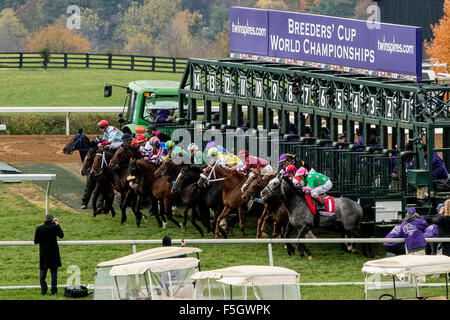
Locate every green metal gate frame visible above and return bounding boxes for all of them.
[178,58,450,211]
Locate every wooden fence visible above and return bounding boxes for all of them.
[0,52,188,73]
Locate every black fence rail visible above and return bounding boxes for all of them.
[0,52,188,73]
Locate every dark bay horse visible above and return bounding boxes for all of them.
[198,161,249,238]
[88,146,117,218]
[63,129,91,162]
[156,160,211,237]
[261,176,363,259]
[172,165,227,238]
[128,154,183,230]
[91,145,142,226]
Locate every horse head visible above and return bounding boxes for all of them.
[154,159,171,178]
[63,129,90,155]
[241,167,261,194]
[109,143,131,170]
[80,145,98,176]
[90,146,111,177]
[261,176,282,201]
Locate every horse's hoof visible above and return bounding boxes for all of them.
[261,232,268,238]
[180,223,185,232]
[308,256,313,261]
[111,212,116,218]
[163,222,167,229]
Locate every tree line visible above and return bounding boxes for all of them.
[0,0,378,58]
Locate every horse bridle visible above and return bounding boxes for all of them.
[199,161,225,184]
[93,151,108,175]
[66,133,89,153]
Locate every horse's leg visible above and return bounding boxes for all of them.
[283,223,296,256]
[215,206,232,239]
[256,206,268,238]
[190,207,205,237]
[91,185,100,218]
[237,206,247,238]
[183,206,189,231]
[296,225,313,260]
[163,197,182,230]
[260,213,272,238]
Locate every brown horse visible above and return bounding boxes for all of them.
[241,168,287,238]
[128,152,184,231]
[90,145,141,226]
[198,162,248,238]
[156,159,211,236]
[88,146,117,218]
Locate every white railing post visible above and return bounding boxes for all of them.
[268,243,274,266]
[66,112,70,135]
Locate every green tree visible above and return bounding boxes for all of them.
[15,0,45,32]
[114,0,181,55]
[206,3,229,40]
[254,0,289,10]
[79,8,106,52]
[309,0,358,18]
[0,8,27,51]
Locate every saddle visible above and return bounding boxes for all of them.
[305,193,335,217]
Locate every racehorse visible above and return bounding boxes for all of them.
[127,151,183,230]
[198,161,249,238]
[63,129,91,162]
[156,160,211,237]
[242,169,299,256]
[261,175,363,259]
[88,146,117,218]
[172,165,228,238]
[90,145,142,226]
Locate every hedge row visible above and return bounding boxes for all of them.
[0,113,121,135]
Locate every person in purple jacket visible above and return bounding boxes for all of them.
[423,145,449,181]
[383,224,406,257]
[399,207,428,254]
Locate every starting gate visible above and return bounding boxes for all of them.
[177,58,450,229]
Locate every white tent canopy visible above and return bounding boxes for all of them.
[110,257,199,276]
[191,265,299,286]
[97,247,202,267]
[362,255,450,277]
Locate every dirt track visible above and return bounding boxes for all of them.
[0,135,80,164]
[0,134,444,164]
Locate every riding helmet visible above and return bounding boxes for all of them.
[97,120,109,128]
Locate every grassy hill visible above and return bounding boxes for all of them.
[0,68,181,107]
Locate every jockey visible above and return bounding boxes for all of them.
[292,166,308,187]
[286,164,297,180]
[133,134,148,156]
[237,150,273,175]
[279,153,296,175]
[146,125,170,143]
[187,143,205,165]
[145,136,167,163]
[163,140,189,162]
[97,120,123,149]
[207,147,244,170]
[297,170,332,211]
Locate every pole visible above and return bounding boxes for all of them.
[45,181,52,216]
[66,112,70,135]
[268,243,274,266]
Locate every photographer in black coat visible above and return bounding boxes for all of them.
[34,214,64,295]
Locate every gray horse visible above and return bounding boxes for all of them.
[261,175,363,259]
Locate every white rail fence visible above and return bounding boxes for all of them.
[1,238,450,290]
[0,174,56,215]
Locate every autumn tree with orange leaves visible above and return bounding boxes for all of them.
[25,23,90,53]
[425,0,450,73]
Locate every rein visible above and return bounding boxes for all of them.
[66,133,90,152]
[200,161,225,184]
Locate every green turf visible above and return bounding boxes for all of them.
[1,179,448,300]
[0,68,181,107]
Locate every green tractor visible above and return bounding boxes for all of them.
[104,80,189,138]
